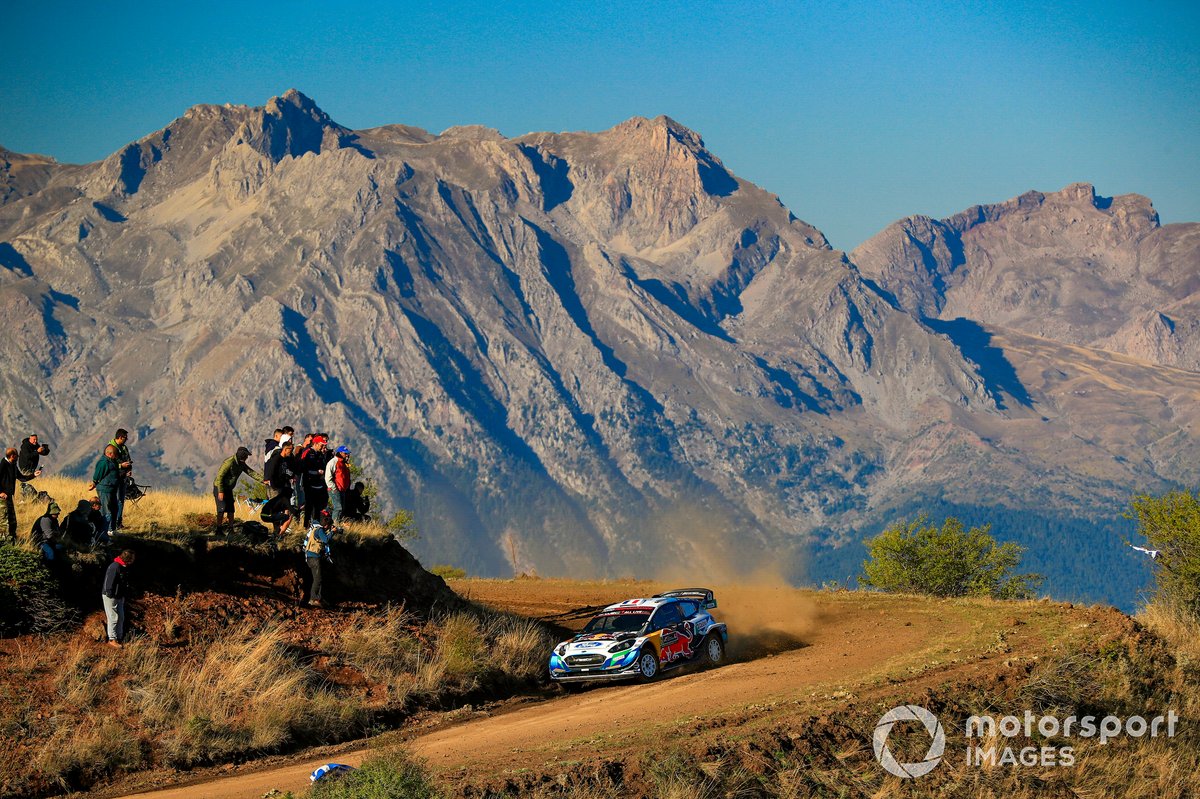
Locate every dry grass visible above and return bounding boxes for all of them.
[123,622,365,765]
[334,607,554,703]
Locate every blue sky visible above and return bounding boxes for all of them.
[2,0,1196,249]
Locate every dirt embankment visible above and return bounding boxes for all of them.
[110,579,1129,799]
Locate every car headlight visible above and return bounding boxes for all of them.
[608,640,634,653]
[555,644,568,656]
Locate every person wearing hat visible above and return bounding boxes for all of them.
[325,445,353,521]
[33,500,63,563]
[213,446,265,536]
[300,435,331,526]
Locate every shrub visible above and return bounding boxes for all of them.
[308,748,441,799]
[860,515,1042,599]
[0,544,75,634]
[1128,491,1200,619]
[385,510,419,542]
[430,565,466,580]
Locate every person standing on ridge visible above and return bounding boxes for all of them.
[110,429,133,531]
[301,436,330,525]
[326,445,352,520]
[213,446,264,536]
[18,434,48,480]
[102,549,135,647]
[0,448,34,542]
[292,432,313,514]
[87,445,122,534]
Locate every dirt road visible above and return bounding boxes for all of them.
[116,582,1082,799]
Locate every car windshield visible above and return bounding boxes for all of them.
[582,610,650,634]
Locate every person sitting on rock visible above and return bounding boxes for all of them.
[344,481,371,521]
[33,501,63,564]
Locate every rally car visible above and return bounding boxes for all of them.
[548,588,728,683]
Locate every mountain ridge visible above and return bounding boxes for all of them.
[0,91,1196,606]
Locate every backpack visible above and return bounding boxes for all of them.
[241,520,270,543]
[304,526,325,555]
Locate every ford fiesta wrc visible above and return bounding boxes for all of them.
[548,588,728,683]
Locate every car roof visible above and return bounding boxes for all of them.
[599,596,678,613]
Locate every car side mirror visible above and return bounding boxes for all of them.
[704,600,717,609]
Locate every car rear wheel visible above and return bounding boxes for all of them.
[701,634,725,667]
[636,646,660,682]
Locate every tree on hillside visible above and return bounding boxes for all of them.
[1127,490,1200,618]
[860,516,1042,599]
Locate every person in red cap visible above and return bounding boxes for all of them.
[300,435,330,526]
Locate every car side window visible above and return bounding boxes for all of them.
[678,600,699,618]
[652,603,683,630]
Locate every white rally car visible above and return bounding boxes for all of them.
[548,588,728,683]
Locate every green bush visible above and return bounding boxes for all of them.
[0,544,75,634]
[430,565,466,580]
[1128,490,1200,618]
[308,748,441,799]
[860,516,1042,599]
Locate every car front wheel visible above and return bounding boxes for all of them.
[636,646,660,682]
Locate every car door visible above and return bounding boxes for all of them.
[652,602,694,665]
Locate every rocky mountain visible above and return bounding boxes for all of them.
[1,91,1197,603]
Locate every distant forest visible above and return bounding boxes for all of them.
[807,497,1154,612]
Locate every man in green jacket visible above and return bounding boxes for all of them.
[110,428,133,531]
[213,446,264,535]
[87,445,122,533]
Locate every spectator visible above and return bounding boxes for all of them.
[33,501,63,563]
[292,433,314,514]
[213,446,264,535]
[102,549,135,647]
[87,445,122,534]
[17,434,48,479]
[0,448,34,542]
[301,436,330,525]
[110,429,133,531]
[264,427,283,462]
[263,441,296,539]
[344,481,371,521]
[303,509,336,607]
[326,445,352,520]
[63,499,108,548]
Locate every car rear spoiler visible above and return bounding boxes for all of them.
[654,588,718,609]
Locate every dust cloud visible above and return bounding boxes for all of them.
[641,504,821,662]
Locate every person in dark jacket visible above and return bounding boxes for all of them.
[110,429,133,531]
[88,445,122,534]
[17,434,48,479]
[0,448,35,542]
[301,436,331,526]
[344,481,371,521]
[102,549,135,647]
[33,501,63,562]
[262,441,295,538]
[63,499,105,548]
[213,446,264,535]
